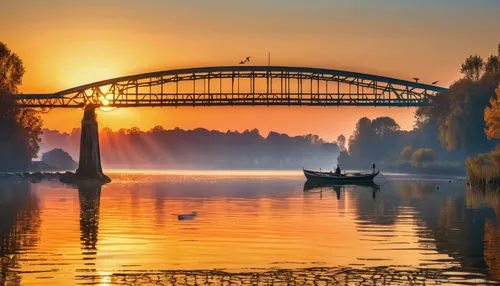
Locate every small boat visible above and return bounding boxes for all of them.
[303,168,379,183]
[178,212,197,220]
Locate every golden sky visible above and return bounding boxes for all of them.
[2,0,500,141]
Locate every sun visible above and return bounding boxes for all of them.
[100,106,116,112]
[99,88,117,112]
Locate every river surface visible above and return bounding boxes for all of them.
[0,170,499,285]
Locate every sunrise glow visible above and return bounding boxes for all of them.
[3,0,498,140]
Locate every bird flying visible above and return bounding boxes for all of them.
[413,78,420,83]
[246,56,251,62]
[239,61,245,64]
[432,80,439,85]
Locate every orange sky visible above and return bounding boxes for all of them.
[2,0,500,141]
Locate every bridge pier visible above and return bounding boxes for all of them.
[75,106,111,183]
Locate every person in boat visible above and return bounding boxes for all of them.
[335,164,341,175]
[372,162,376,174]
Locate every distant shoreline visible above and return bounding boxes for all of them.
[101,168,466,180]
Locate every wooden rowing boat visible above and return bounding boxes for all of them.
[303,168,379,183]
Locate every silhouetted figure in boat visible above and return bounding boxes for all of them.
[335,164,341,175]
[372,162,376,174]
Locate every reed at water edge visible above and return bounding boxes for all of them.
[466,146,500,189]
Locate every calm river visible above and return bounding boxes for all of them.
[0,171,499,285]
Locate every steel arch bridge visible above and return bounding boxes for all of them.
[14,66,447,108]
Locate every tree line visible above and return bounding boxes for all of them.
[339,43,500,172]
[41,127,340,170]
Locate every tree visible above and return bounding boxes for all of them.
[484,84,500,139]
[401,146,413,162]
[410,148,436,167]
[0,42,43,171]
[101,127,113,134]
[461,55,484,81]
[0,43,24,93]
[337,150,351,168]
[348,117,375,160]
[150,125,165,133]
[127,126,141,134]
[485,55,500,73]
[336,134,346,151]
[371,117,400,136]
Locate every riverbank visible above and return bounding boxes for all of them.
[337,162,465,177]
[0,171,110,185]
[466,149,500,188]
[0,172,61,183]
[384,162,465,176]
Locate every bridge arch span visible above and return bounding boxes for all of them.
[15,66,448,108]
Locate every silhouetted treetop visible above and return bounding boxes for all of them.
[0,42,25,93]
[0,41,43,172]
[461,55,484,81]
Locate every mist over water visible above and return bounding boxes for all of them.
[0,171,499,285]
[39,128,341,171]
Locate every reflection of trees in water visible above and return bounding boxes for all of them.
[353,184,401,226]
[352,180,500,281]
[468,189,500,281]
[485,220,500,281]
[0,181,41,284]
[467,188,500,218]
[78,183,102,254]
[432,195,488,271]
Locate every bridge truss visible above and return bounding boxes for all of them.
[14,66,447,108]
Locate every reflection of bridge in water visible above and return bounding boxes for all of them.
[13,66,449,181]
[78,184,101,255]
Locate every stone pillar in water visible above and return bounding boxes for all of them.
[75,106,111,183]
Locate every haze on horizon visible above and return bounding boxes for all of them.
[2,0,500,141]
